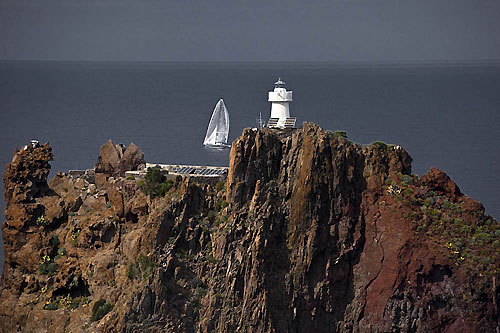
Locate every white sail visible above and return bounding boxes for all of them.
[204,99,230,146]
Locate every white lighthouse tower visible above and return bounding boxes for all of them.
[268,78,296,128]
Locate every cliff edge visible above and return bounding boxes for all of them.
[0,123,498,332]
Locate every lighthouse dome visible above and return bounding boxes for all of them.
[274,78,286,88]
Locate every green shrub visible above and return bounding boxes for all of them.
[38,254,57,275]
[207,210,217,223]
[71,230,80,247]
[50,234,60,247]
[36,215,50,226]
[159,179,174,197]
[191,277,203,288]
[195,286,206,298]
[372,141,388,149]
[215,181,225,193]
[216,199,229,212]
[403,188,414,196]
[333,131,347,139]
[476,232,490,241]
[105,202,112,209]
[91,299,113,321]
[138,167,167,198]
[441,200,451,210]
[401,174,414,185]
[59,294,79,310]
[39,261,58,276]
[126,175,135,180]
[57,247,66,256]
[426,190,437,198]
[44,300,59,310]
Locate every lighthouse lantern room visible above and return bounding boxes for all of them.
[268,78,296,128]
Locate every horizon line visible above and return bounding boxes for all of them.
[2,59,500,64]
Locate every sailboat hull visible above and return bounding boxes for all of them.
[204,143,231,149]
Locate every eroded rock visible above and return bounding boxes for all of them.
[1,126,498,333]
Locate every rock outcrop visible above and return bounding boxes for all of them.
[0,123,498,332]
[94,140,145,178]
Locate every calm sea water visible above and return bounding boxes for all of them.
[1,61,499,266]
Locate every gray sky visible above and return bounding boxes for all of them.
[0,0,499,62]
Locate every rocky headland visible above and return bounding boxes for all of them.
[0,123,498,332]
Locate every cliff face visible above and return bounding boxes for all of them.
[1,123,498,332]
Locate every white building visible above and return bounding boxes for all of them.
[268,78,296,128]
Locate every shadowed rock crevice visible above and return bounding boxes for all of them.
[52,276,90,299]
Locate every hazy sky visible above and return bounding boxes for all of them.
[1,0,499,62]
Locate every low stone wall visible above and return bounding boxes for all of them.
[124,170,144,180]
[166,173,226,186]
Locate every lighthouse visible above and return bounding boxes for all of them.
[268,78,296,128]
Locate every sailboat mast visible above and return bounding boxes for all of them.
[256,112,265,128]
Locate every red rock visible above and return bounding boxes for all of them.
[422,167,461,201]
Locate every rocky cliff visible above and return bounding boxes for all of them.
[0,123,498,332]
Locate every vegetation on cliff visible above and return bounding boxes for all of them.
[0,123,498,332]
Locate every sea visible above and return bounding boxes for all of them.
[1,61,500,269]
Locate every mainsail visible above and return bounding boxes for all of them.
[204,99,230,146]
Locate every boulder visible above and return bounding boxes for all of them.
[119,142,145,176]
[94,140,145,177]
[94,139,125,176]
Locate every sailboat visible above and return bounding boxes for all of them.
[203,99,230,148]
